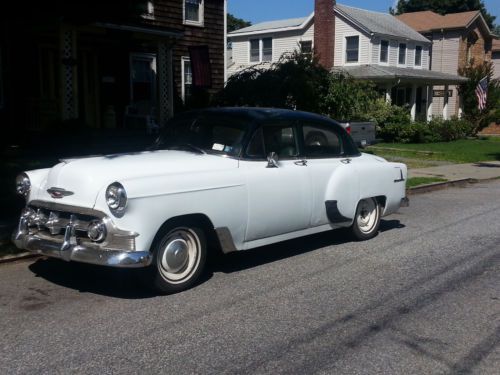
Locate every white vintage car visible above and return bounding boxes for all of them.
[13,108,408,293]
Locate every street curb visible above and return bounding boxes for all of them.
[406,177,499,195]
[0,252,40,264]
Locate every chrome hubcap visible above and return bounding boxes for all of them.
[158,228,201,284]
[356,199,378,234]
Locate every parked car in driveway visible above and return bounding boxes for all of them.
[13,108,408,293]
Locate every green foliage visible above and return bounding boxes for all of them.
[391,0,496,29]
[378,117,474,143]
[227,13,251,32]
[458,61,500,134]
[214,52,330,113]
[320,71,378,120]
[364,99,411,127]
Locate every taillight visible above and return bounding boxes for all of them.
[346,125,351,135]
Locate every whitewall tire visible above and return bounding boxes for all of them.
[351,198,381,241]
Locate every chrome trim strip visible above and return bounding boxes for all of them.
[215,227,238,254]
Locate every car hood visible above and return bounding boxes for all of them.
[32,150,238,208]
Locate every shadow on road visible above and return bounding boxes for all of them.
[28,219,405,298]
[210,219,405,274]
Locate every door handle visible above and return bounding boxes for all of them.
[341,158,352,164]
[294,160,308,166]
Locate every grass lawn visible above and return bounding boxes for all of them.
[368,138,500,164]
[407,177,448,188]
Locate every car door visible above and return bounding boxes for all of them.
[240,121,312,242]
[299,120,360,227]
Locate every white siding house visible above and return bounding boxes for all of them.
[228,3,467,121]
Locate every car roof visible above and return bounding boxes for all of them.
[192,107,339,124]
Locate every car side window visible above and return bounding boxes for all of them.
[263,124,299,159]
[246,123,299,160]
[302,123,344,158]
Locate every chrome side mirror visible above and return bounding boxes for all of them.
[267,152,279,168]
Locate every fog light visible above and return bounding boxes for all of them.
[88,220,107,242]
[21,208,37,227]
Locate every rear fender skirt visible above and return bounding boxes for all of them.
[325,200,352,224]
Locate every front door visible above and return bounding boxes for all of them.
[241,122,311,242]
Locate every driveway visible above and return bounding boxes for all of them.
[1,181,499,374]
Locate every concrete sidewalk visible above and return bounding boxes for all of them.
[409,161,500,181]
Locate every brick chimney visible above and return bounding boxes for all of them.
[314,0,335,70]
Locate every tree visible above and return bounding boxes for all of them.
[493,24,500,36]
[458,61,500,134]
[227,13,251,32]
[390,0,496,29]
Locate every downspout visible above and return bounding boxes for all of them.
[223,0,228,85]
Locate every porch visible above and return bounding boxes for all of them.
[0,20,181,135]
[339,65,468,121]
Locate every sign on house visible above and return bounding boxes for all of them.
[433,90,453,98]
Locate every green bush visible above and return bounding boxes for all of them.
[378,117,474,143]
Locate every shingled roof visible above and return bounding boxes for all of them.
[396,10,483,33]
[229,3,429,43]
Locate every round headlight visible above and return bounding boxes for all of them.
[16,173,31,197]
[106,182,127,216]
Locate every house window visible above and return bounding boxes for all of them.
[345,36,359,63]
[380,40,389,63]
[250,39,260,62]
[398,43,407,65]
[130,53,157,104]
[300,40,313,56]
[184,0,204,25]
[415,45,422,66]
[182,57,193,102]
[262,38,273,62]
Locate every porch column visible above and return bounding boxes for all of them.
[157,41,174,127]
[385,84,392,104]
[443,84,449,120]
[458,90,464,118]
[426,85,433,122]
[59,24,78,120]
[410,84,417,121]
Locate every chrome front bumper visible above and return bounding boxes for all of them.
[12,202,152,268]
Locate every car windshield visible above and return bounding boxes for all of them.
[153,113,251,157]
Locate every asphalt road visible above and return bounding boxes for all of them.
[1,181,499,375]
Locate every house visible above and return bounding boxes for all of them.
[227,0,467,121]
[0,0,226,134]
[397,9,495,118]
[492,38,500,79]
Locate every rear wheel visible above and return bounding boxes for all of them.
[351,198,381,241]
[149,226,207,294]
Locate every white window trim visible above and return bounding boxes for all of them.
[141,1,155,20]
[414,45,423,69]
[379,39,389,65]
[183,0,205,27]
[248,37,273,63]
[181,56,191,102]
[398,42,407,66]
[299,39,313,55]
[343,34,361,65]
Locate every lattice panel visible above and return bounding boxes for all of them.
[157,42,172,127]
[61,28,77,120]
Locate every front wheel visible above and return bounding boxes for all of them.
[350,198,381,241]
[149,226,207,294]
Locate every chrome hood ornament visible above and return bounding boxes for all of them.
[47,187,74,199]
